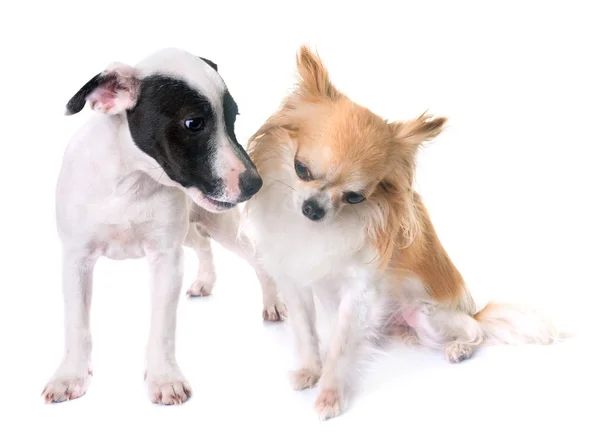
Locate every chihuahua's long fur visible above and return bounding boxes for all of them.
[242,46,565,420]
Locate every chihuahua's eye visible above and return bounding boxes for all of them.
[294,159,312,181]
[184,117,206,132]
[342,191,365,204]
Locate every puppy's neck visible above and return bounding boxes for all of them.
[111,115,179,190]
[66,113,171,196]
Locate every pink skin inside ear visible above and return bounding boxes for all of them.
[88,72,136,114]
[90,87,118,112]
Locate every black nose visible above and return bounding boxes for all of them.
[302,199,325,221]
[238,170,263,200]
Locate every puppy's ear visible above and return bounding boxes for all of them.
[389,112,447,149]
[65,63,140,116]
[199,57,218,72]
[295,45,339,100]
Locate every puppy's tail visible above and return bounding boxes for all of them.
[474,302,573,346]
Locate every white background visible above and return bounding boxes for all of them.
[1,1,599,434]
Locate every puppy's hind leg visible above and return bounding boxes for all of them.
[42,248,96,403]
[184,223,216,297]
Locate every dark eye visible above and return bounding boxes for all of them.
[342,191,365,204]
[294,159,312,181]
[184,117,206,132]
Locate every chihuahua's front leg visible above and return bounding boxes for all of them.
[42,248,96,403]
[144,246,192,405]
[314,275,380,420]
[285,283,322,390]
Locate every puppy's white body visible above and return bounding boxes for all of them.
[57,116,187,259]
[49,112,192,402]
[44,48,285,405]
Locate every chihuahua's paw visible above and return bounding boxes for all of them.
[186,277,214,297]
[42,366,92,403]
[315,388,343,421]
[445,343,475,364]
[290,367,320,390]
[146,367,192,405]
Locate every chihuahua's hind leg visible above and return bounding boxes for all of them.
[405,302,484,363]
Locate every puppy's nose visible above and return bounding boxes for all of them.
[302,199,325,221]
[238,170,263,200]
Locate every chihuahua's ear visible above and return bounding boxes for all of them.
[247,110,299,147]
[295,45,340,100]
[65,62,140,116]
[390,113,447,149]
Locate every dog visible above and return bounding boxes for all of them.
[42,48,286,405]
[240,46,566,420]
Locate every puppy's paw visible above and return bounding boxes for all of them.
[186,278,214,297]
[260,281,287,322]
[445,343,474,364]
[42,367,92,403]
[263,299,287,322]
[315,388,343,421]
[290,367,320,390]
[146,368,192,405]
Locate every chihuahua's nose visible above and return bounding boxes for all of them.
[302,199,325,221]
[238,170,263,200]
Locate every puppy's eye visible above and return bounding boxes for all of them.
[342,191,365,204]
[184,117,206,132]
[294,159,312,181]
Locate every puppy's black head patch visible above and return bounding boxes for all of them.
[127,75,227,197]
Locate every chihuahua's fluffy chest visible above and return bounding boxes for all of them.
[245,170,378,293]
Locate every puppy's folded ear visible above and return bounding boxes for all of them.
[199,57,218,72]
[65,62,140,116]
[390,113,447,149]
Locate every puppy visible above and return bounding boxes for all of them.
[241,46,565,420]
[42,48,285,405]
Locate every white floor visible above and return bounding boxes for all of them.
[3,240,597,435]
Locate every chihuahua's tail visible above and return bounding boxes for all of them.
[474,302,572,345]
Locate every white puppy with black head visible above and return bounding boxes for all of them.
[42,48,286,405]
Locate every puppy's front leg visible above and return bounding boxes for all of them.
[145,247,192,405]
[42,249,96,403]
[194,206,287,321]
[314,281,379,420]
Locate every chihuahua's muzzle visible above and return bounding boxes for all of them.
[302,198,325,221]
